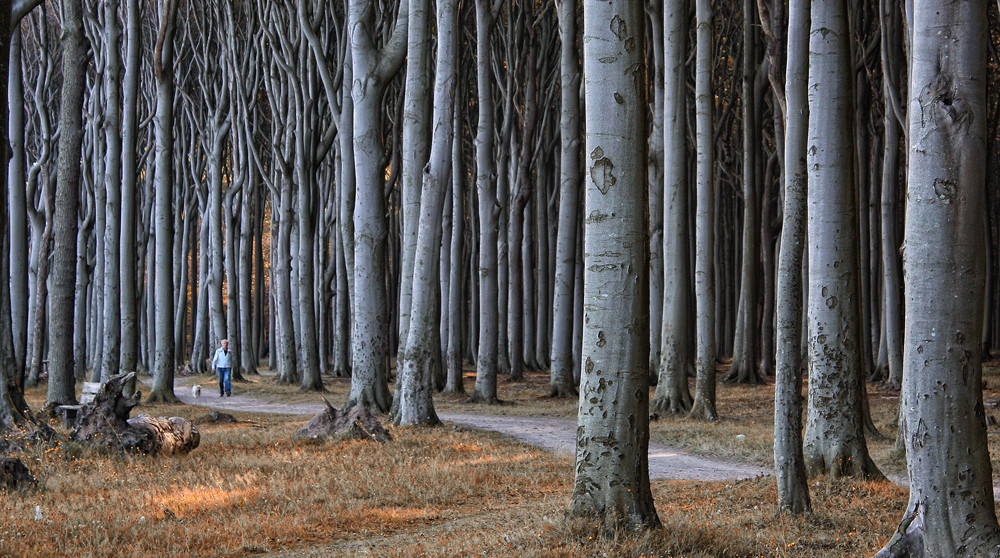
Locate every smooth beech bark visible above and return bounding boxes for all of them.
[394,0,458,426]
[469,0,500,405]
[878,1,998,555]
[689,0,717,421]
[801,0,880,480]
[346,0,408,412]
[652,0,693,415]
[46,0,87,409]
[569,0,658,531]
[100,0,123,382]
[724,0,762,386]
[773,0,810,514]
[548,0,581,399]
[147,0,179,404]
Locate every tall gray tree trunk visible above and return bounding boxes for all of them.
[647,0,665,383]
[346,0,407,412]
[207,120,227,351]
[470,0,500,405]
[570,0,659,530]
[548,0,581,399]
[878,2,998,555]
[773,0,810,514]
[444,107,465,394]
[72,202,92,383]
[0,0,35,429]
[274,179,298,384]
[689,0,717,421]
[507,25,537,383]
[801,0,880,480]
[8,27,27,385]
[100,0,123,381]
[223,188,243,382]
[190,212,210,373]
[725,0,762,386]
[295,131,321,391]
[146,0,179,404]
[119,0,141,375]
[46,0,88,409]
[333,46,355,379]
[877,0,905,390]
[26,167,52,387]
[239,174,257,376]
[397,0,432,356]
[652,0,694,415]
[394,0,458,426]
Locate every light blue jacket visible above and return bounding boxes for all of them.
[211,347,234,370]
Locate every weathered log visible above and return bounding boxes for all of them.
[72,372,199,456]
[127,415,200,455]
[295,399,391,443]
[0,457,36,489]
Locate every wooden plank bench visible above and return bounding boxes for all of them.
[55,382,102,429]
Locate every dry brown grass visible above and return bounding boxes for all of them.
[278,475,905,557]
[12,362,978,557]
[5,387,570,558]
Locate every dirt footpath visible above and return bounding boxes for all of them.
[172,385,768,482]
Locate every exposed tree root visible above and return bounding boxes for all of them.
[688,398,717,421]
[547,382,578,398]
[144,390,179,404]
[722,363,764,385]
[876,511,926,558]
[650,392,692,415]
[464,391,501,405]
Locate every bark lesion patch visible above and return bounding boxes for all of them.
[610,15,627,40]
[590,147,616,195]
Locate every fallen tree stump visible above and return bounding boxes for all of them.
[295,400,390,443]
[72,372,200,456]
[127,415,200,455]
[0,457,35,489]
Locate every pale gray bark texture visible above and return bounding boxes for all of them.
[647,0,664,384]
[569,0,659,531]
[470,0,500,405]
[0,0,36,429]
[347,0,407,412]
[8,28,27,384]
[548,0,580,399]
[397,0,432,356]
[101,0,123,382]
[801,0,880,480]
[147,0,179,404]
[724,0,762,386]
[46,0,87,409]
[118,0,140,375]
[878,1,999,556]
[877,0,905,390]
[773,0,810,514]
[394,0,458,426]
[652,0,693,415]
[444,106,465,394]
[689,0,717,421]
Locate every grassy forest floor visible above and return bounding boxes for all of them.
[6,361,1000,557]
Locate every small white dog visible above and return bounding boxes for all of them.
[192,384,202,398]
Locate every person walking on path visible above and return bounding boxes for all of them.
[211,339,234,397]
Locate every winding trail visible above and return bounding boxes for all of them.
[173,385,768,482]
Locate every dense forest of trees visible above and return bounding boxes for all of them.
[0,0,998,552]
